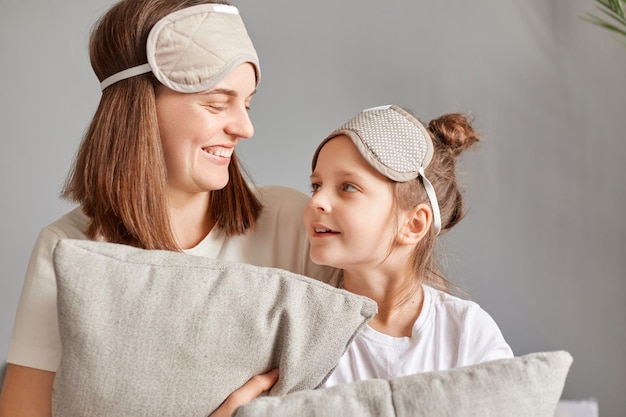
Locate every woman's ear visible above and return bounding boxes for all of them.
[397,203,432,245]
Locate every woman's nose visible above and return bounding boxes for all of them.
[225,105,254,139]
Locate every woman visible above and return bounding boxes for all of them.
[0,1,335,415]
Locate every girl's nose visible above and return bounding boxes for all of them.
[309,188,331,212]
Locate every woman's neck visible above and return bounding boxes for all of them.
[342,267,423,338]
[168,191,214,250]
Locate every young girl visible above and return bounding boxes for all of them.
[303,104,513,386]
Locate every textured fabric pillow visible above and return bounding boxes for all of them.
[52,239,376,417]
[233,350,573,417]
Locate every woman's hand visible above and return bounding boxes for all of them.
[209,368,279,417]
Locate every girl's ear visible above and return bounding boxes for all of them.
[397,203,432,245]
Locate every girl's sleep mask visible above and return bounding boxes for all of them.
[100,4,260,93]
[312,105,442,235]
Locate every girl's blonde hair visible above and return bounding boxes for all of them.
[394,112,481,295]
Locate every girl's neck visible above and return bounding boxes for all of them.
[168,191,214,250]
[342,268,423,338]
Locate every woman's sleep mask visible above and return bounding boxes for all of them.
[100,4,260,93]
[312,105,442,235]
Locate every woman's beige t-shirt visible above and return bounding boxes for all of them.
[7,185,336,372]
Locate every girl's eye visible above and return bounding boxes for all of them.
[309,183,321,193]
[342,183,358,192]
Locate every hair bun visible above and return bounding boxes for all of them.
[428,113,480,157]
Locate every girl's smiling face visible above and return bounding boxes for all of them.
[303,135,400,272]
[155,63,256,200]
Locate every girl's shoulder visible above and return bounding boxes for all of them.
[422,285,491,324]
[424,285,479,309]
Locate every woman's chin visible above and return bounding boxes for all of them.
[204,175,230,192]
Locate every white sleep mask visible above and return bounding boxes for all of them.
[100,4,260,93]
[312,105,442,235]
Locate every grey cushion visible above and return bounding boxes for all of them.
[233,350,573,417]
[52,239,376,417]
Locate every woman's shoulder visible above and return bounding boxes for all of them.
[30,207,90,256]
[254,185,310,216]
[255,185,308,203]
[42,207,90,240]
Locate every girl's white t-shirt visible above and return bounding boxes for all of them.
[323,284,514,386]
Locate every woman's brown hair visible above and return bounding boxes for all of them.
[62,0,262,251]
[394,112,481,296]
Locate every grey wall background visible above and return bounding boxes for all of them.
[1,0,624,415]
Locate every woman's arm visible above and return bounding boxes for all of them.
[0,363,277,417]
[0,363,55,417]
[209,369,279,417]
[2,215,87,417]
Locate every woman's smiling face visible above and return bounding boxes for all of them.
[155,63,256,198]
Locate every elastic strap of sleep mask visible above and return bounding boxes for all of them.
[418,166,441,236]
[100,64,152,90]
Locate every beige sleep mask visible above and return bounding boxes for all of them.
[100,4,260,93]
[312,105,442,235]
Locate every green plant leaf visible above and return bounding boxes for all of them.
[582,0,626,42]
